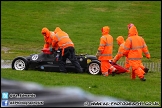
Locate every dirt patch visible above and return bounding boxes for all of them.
[92,7,107,12]
[1,59,12,68]
[1,47,10,53]
[1,46,15,53]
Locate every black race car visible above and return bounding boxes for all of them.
[11,49,101,75]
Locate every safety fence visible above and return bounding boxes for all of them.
[117,61,161,72]
[1,60,161,72]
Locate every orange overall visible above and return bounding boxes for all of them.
[52,27,74,56]
[96,26,116,76]
[41,27,82,73]
[122,25,150,80]
[113,36,146,73]
[41,27,54,50]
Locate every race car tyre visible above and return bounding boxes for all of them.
[88,61,101,75]
[12,57,29,70]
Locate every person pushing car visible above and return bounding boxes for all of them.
[41,27,83,73]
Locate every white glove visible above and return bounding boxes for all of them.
[96,51,101,59]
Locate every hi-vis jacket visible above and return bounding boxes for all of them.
[123,25,150,60]
[52,27,74,56]
[41,27,74,53]
[113,36,125,62]
[41,27,54,49]
[98,26,113,60]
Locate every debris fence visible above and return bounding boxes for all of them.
[117,61,161,72]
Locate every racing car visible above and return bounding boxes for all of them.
[11,48,127,75]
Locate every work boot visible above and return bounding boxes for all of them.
[103,72,108,76]
[112,70,117,76]
[140,77,146,81]
[144,68,149,74]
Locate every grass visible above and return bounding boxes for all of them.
[1,69,161,106]
[1,1,161,61]
[1,1,161,106]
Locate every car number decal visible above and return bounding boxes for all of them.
[32,54,38,60]
[80,58,83,61]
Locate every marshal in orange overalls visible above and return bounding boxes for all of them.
[122,24,150,81]
[96,26,117,76]
[41,27,83,73]
[113,35,149,74]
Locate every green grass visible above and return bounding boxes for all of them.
[1,1,161,106]
[1,1,161,61]
[1,69,161,106]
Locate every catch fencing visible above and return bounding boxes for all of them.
[117,61,161,72]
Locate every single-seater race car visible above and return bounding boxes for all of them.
[11,48,128,75]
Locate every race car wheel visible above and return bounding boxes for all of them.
[88,61,101,75]
[12,57,29,70]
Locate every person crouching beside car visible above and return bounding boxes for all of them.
[41,27,83,73]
